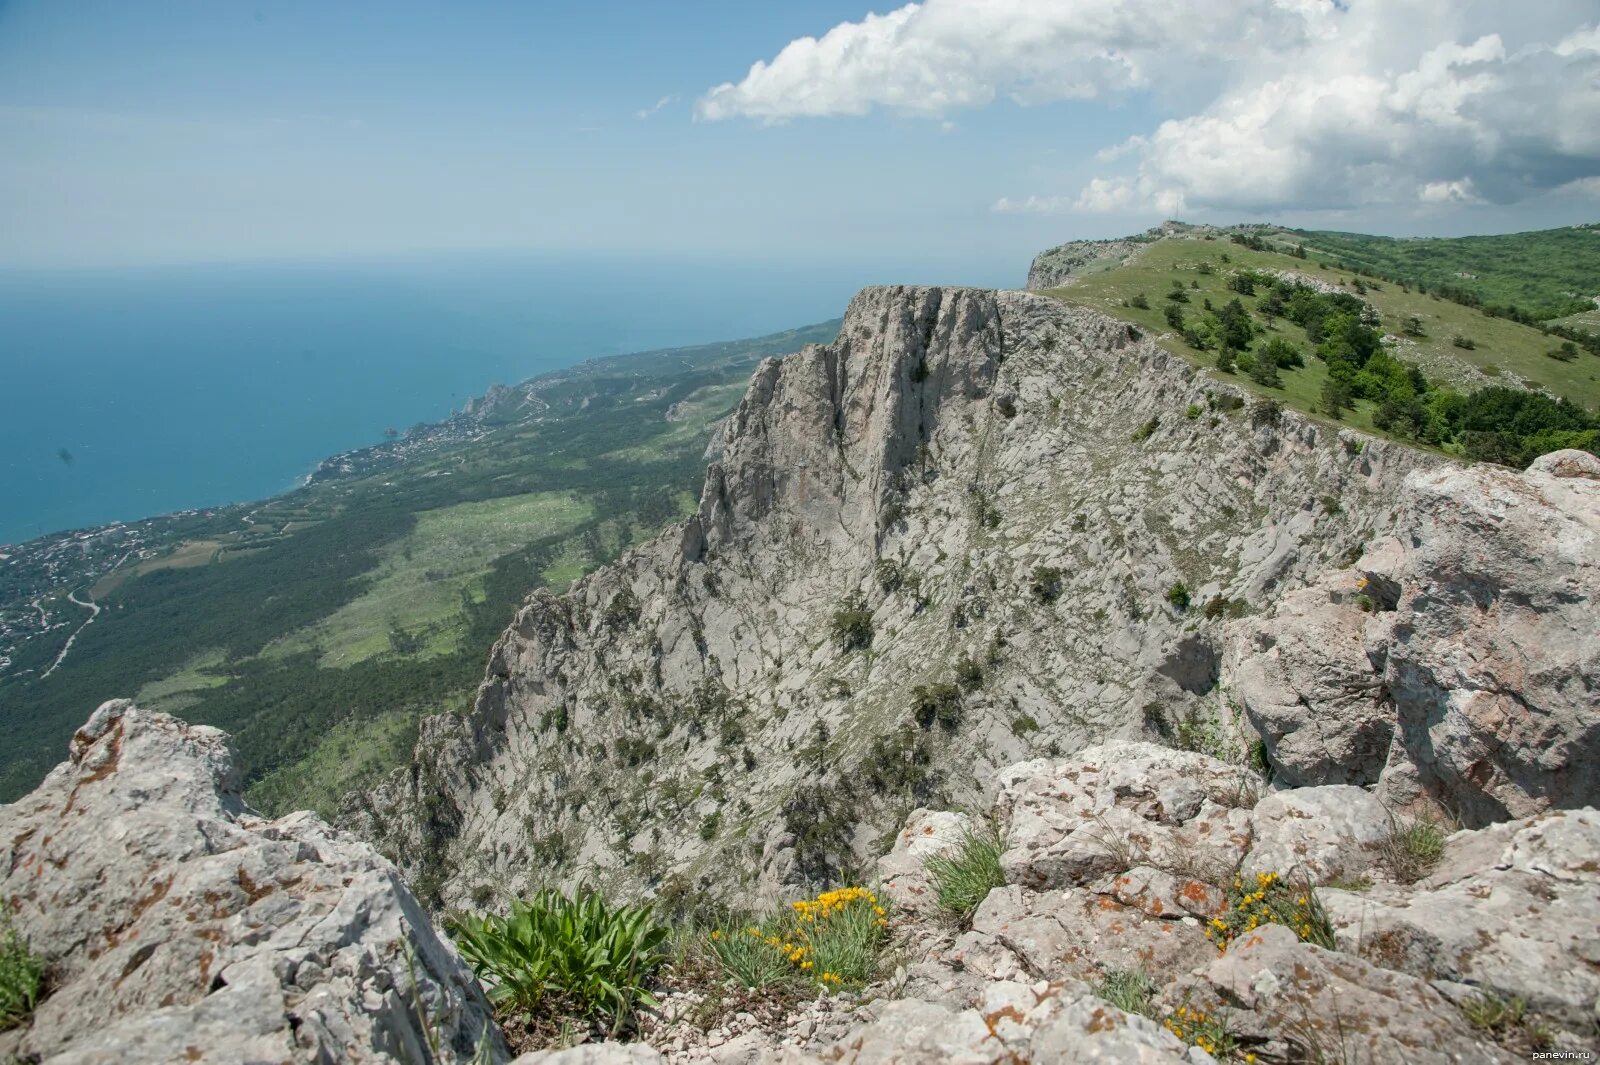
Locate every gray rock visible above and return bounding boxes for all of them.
[874,809,975,917]
[1227,454,1600,827]
[1242,786,1391,883]
[1196,924,1507,1064]
[1320,807,1600,1029]
[513,1046,665,1065]
[358,283,1424,906]
[0,701,503,1065]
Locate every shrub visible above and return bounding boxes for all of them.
[1095,968,1156,1017]
[1130,292,1151,310]
[954,656,985,691]
[830,597,874,652]
[1010,713,1039,737]
[1166,582,1191,611]
[449,889,668,1037]
[1030,566,1064,604]
[1164,304,1186,330]
[923,827,1006,922]
[1161,1001,1239,1060]
[712,887,890,993]
[1451,335,1476,350]
[0,913,42,1031]
[699,811,722,841]
[1380,818,1447,884]
[911,683,963,731]
[1205,871,1336,952]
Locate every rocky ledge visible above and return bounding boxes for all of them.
[0,700,503,1064]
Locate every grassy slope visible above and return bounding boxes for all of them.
[1043,236,1600,442]
[0,320,839,813]
[1282,223,1600,319]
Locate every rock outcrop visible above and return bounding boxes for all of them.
[1225,447,1600,826]
[0,701,503,1065]
[358,284,1427,908]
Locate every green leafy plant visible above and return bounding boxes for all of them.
[448,888,668,1037]
[0,912,42,1031]
[923,826,1006,922]
[1166,581,1191,611]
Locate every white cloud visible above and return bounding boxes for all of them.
[635,95,678,121]
[701,1,1600,213]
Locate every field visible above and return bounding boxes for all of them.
[1044,234,1600,443]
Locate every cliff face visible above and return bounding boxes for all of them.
[0,701,503,1064]
[358,285,1429,908]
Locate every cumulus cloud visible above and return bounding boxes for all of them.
[700,0,1600,213]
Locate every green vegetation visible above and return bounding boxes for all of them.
[1206,870,1336,952]
[1459,991,1553,1051]
[1095,968,1157,1017]
[708,886,890,993]
[0,911,43,1030]
[1287,224,1600,321]
[1044,231,1600,464]
[0,321,838,810]
[923,827,1006,922]
[1380,818,1448,884]
[830,596,875,652]
[448,889,668,1039]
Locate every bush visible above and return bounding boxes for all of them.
[954,656,985,691]
[911,683,963,731]
[712,887,889,993]
[923,827,1006,922]
[1166,582,1191,611]
[830,597,874,652]
[1030,565,1064,604]
[0,914,42,1031]
[449,889,668,1037]
[1131,417,1160,442]
[1205,871,1336,952]
[1130,293,1151,310]
[1451,335,1476,350]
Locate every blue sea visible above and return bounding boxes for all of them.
[0,251,1015,544]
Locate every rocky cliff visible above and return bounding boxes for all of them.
[356,285,1429,909]
[0,700,504,1064]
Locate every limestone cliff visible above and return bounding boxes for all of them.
[357,285,1429,908]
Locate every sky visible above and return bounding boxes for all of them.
[1,0,1597,272]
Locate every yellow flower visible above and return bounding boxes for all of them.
[710,929,721,941]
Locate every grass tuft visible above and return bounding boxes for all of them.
[1095,968,1157,1017]
[923,827,1006,922]
[1380,818,1448,884]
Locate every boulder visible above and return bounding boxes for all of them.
[874,809,976,916]
[996,744,1255,892]
[1319,807,1600,1029]
[1242,785,1391,883]
[1196,924,1506,1064]
[1227,454,1600,827]
[0,701,503,1065]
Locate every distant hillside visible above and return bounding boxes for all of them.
[1037,226,1599,464]
[0,319,839,810]
[1283,224,1600,321]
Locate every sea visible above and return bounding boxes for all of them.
[0,251,1015,544]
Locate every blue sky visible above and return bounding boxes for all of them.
[2,1,1596,271]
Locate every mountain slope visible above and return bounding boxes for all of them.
[359,285,1428,909]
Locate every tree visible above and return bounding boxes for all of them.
[1164,304,1186,330]
[1217,299,1254,351]
[1319,378,1353,419]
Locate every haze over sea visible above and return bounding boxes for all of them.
[0,252,1012,544]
